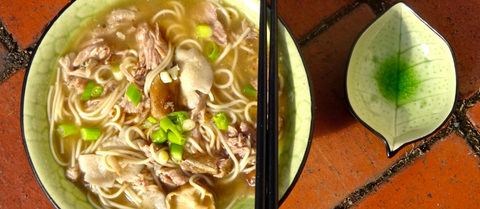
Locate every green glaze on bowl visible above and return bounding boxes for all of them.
[346,2,457,157]
[21,0,314,208]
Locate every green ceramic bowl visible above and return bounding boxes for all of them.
[21,0,314,208]
[346,2,457,157]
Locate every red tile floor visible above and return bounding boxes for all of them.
[1,0,480,208]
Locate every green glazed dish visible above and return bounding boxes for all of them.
[21,0,314,208]
[346,2,457,157]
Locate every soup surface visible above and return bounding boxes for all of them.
[47,0,285,208]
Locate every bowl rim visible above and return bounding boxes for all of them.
[275,12,315,207]
[344,1,458,158]
[20,0,315,207]
[21,1,77,208]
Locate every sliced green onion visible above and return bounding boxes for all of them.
[143,116,158,128]
[57,124,79,138]
[81,82,95,101]
[182,119,196,132]
[213,112,229,130]
[143,120,154,129]
[158,150,169,164]
[196,25,213,38]
[126,83,142,107]
[167,111,189,125]
[167,131,186,145]
[243,84,257,97]
[152,129,168,144]
[147,116,157,123]
[176,124,184,133]
[91,85,104,98]
[205,41,219,61]
[167,65,180,80]
[170,144,184,162]
[81,128,101,141]
[160,117,177,132]
[160,117,186,143]
[112,65,124,81]
[160,71,172,83]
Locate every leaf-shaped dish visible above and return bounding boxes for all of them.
[346,2,457,157]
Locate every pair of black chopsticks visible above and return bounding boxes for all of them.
[255,0,278,208]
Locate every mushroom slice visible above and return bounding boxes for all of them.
[166,184,215,209]
[175,48,213,109]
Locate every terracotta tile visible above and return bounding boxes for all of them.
[467,101,480,132]
[0,43,6,72]
[280,4,426,208]
[278,0,354,39]
[353,134,480,209]
[381,0,480,99]
[0,70,53,209]
[0,0,70,49]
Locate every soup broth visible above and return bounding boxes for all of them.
[48,0,286,208]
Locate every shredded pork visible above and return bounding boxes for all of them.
[197,2,227,45]
[157,168,189,186]
[180,154,232,178]
[136,23,168,70]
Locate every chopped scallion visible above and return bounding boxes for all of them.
[152,129,168,144]
[160,117,176,132]
[182,119,196,132]
[170,144,183,162]
[112,65,124,81]
[167,131,186,145]
[243,84,257,97]
[160,117,186,143]
[176,124,184,133]
[167,111,189,125]
[205,41,219,61]
[213,112,229,130]
[81,127,101,141]
[81,82,95,101]
[126,83,142,107]
[143,120,155,129]
[196,25,213,38]
[158,150,169,164]
[160,71,172,83]
[57,124,79,138]
[91,85,104,98]
[167,65,180,80]
[147,116,157,123]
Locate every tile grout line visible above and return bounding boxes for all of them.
[298,1,360,47]
[0,20,35,83]
[451,91,480,156]
[298,0,388,47]
[333,91,480,208]
[296,1,480,207]
[333,121,455,208]
[4,1,480,208]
